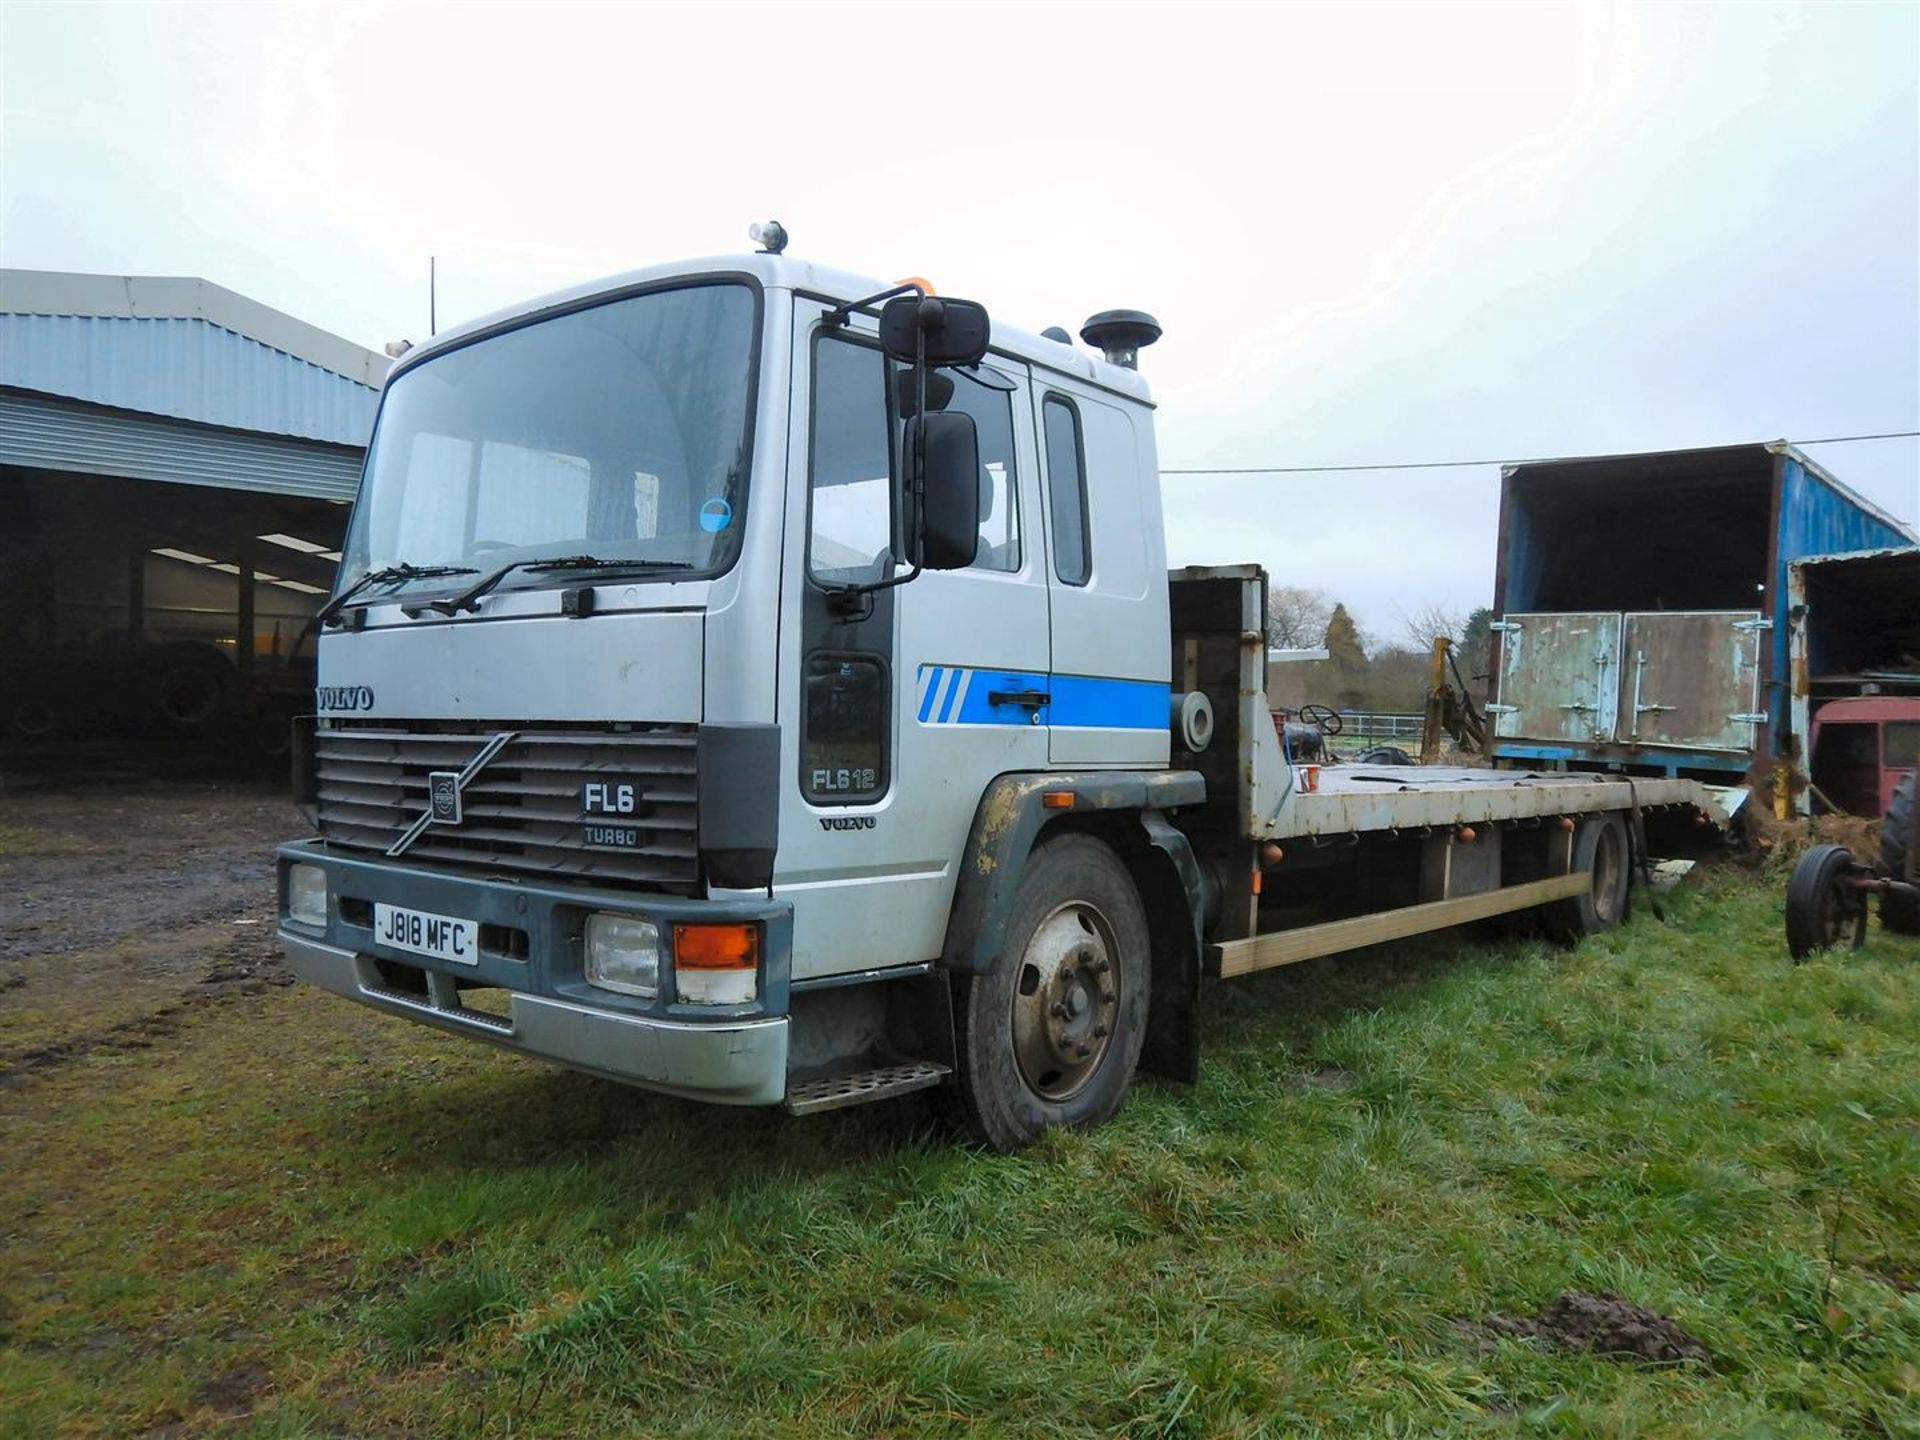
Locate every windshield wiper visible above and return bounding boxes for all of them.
[317,563,478,626]
[423,555,696,616]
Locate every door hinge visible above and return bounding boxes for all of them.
[1728,712,1768,725]
[1731,617,1773,632]
[1489,621,1522,633]
[1484,703,1518,714]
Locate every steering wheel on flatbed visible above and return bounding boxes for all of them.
[1298,703,1344,735]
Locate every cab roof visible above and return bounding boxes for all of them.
[388,253,1154,405]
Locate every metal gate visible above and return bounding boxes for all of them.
[1491,612,1623,743]
[1618,610,1766,751]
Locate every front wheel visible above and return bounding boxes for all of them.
[1785,844,1868,960]
[947,833,1150,1152]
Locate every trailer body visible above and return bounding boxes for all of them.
[1488,445,1916,788]
[276,252,1728,1148]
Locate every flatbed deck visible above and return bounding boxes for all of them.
[1266,764,1736,839]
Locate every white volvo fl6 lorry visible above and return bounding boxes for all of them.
[277,241,1729,1150]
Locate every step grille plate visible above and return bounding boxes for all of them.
[784,1061,951,1116]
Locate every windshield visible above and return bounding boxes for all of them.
[340,280,759,596]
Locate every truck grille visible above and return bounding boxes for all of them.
[314,722,700,891]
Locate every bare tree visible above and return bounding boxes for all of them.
[1268,585,1335,649]
[1397,601,1465,653]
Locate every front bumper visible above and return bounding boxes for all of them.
[275,841,792,1106]
[279,930,788,1104]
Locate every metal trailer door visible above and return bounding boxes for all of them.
[1618,610,1766,751]
[1490,612,1623,743]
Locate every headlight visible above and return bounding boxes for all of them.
[287,863,328,927]
[585,913,661,998]
[673,923,759,1005]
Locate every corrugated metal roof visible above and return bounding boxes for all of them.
[0,268,389,447]
[0,313,379,446]
[0,391,364,501]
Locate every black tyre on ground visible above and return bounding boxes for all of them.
[1785,843,1868,960]
[1542,812,1631,943]
[1355,746,1415,766]
[1880,770,1918,936]
[946,833,1151,1152]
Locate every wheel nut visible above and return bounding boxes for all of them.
[1076,1043,1092,1057]
[1050,1001,1067,1018]
[1101,990,1116,1004]
[1093,958,1110,973]
[1094,1024,1109,1038]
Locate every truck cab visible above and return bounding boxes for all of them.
[277,252,1182,1145]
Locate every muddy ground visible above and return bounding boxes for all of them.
[0,743,311,1081]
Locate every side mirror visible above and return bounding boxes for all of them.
[880,295,990,367]
[902,411,980,571]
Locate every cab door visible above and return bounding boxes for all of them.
[773,301,1050,981]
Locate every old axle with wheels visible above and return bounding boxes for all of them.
[1784,770,1919,960]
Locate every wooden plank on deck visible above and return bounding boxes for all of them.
[1208,872,1592,978]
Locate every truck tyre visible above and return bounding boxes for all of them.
[1785,844,1868,959]
[1542,812,1631,943]
[1880,771,1917,935]
[946,833,1151,1152]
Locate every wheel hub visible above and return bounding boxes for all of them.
[1011,906,1121,1101]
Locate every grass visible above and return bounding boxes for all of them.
[1,868,1916,1437]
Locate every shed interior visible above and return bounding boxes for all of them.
[1800,549,1920,685]
[0,466,347,742]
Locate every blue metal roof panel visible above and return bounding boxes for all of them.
[0,391,364,501]
[0,312,379,446]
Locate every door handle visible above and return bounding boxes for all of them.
[988,689,1051,709]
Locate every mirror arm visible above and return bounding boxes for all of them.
[822,280,927,330]
[805,564,920,617]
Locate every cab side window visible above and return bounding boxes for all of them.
[808,336,892,585]
[1042,395,1091,585]
[941,368,1021,573]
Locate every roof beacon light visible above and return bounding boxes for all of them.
[1080,309,1162,370]
[748,220,789,256]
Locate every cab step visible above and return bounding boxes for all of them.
[783,1061,952,1116]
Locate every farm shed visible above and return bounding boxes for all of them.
[0,269,385,747]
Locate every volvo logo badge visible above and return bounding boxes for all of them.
[428,771,462,825]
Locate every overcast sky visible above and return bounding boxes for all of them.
[4,1,1915,642]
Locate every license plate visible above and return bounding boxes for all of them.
[373,903,478,965]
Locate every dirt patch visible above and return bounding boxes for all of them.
[188,1362,272,1417]
[0,762,310,1084]
[0,925,292,1083]
[1458,1291,1710,1366]
[1287,1064,1356,1091]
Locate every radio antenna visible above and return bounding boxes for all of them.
[429,256,437,336]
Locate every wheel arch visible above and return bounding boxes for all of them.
[939,771,1211,1083]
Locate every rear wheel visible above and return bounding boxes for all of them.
[1543,812,1631,942]
[1878,771,1917,936]
[1786,843,1869,959]
[947,833,1150,1152]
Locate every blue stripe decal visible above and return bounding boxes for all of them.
[917,665,944,724]
[912,666,1169,729]
[937,667,967,724]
